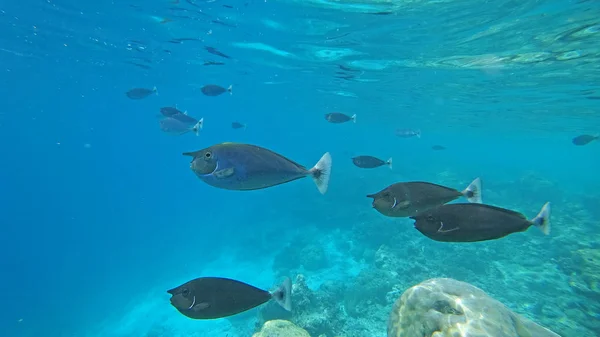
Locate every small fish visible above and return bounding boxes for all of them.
[205,46,231,59]
[201,84,232,96]
[203,61,225,66]
[352,156,392,169]
[572,134,598,146]
[368,178,482,218]
[160,106,185,117]
[325,112,356,124]
[167,277,291,320]
[231,122,246,130]
[212,19,237,28]
[183,142,332,194]
[125,86,157,99]
[396,128,421,138]
[431,145,446,150]
[160,117,203,136]
[410,202,551,242]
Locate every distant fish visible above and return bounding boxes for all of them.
[125,86,157,99]
[396,128,421,138]
[205,46,231,59]
[352,156,392,169]
[203,61,225,66]
[325,112,356,124]
[411,202,551,243]
[160,117,203,136]
[572,134,598,146]
[183,142,332,194]
[160,106,185,117]
[368,178,482,218]
[431,145,446,150]
[201,84,232,96]
[212,19,237,28]
[167,277,291,319]
[231,122,246,129]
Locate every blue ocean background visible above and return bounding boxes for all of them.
[1,0,599,337]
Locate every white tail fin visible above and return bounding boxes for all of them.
[271,277,292,312]
[227,85,233,95]
[416,129,421,138]
[462,177,482,203]
[309,152,332,194]
[351,114,357,123]
[531,202,551,235]
[387,157,393,170]
[192,118,204,136]
[153,86,158,96]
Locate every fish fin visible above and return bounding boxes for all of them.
[271,277,292,312]
[531,202,551,235]
[214,167,235,179]
[153,86,158,95]
[192,118,204,136]
[351,114,357,123]
[184,110,188,115]
[462,177,482,204]
[394,199,411,209]
[309,152,332,194]
[193,302,210,311]
[228,84,233,95]
[416,129,421,138]
[387,157,392,170]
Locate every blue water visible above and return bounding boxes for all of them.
[1,1,600,337]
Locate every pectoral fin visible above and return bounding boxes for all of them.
[392,198,411,209]
[192,302,210,311]
[214,167,235,179]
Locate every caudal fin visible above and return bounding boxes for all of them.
[227,85,233,95]
[192,118,204,136]
[153,86,158,96]
[531,202,551,235]
[271,277,292,312]
[309,152,332,194]
[462,177,482,204]
[351,114,357,123]
[386,157,393,170]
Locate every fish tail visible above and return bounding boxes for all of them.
[351,114,357,123]
[416,129,421,138]
[243,123,247,130]
[387,157,393,170]
[228,85,233,95]
[153,86,158,95]
[309,152,332,194]
[192,118,204,136]
[531,202,551,235]
[462,177,482,204]
[271,277,292,312]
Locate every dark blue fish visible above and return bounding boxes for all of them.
[201,84,232,96]
[126,86,157,99]
[205,46,231,59]
[160,117,203,135]
[572,134,598,146]
[431,145,446,150]
[352,156,392,169]
[183,142,332,194]
[396,128,421,138]
[325,112,356,124]
[231,122,246,130]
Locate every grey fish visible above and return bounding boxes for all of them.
[201,84,232,96]
[231,122,246,129]
[431,145,446,150]
[183,142,332,194]
[368,178,482,218]
[325,112,356,124]
[396,128,421,138]
[126,86,157,99]
[160,106,185,117]
[352,156,392,169]
[168,277,291,320]
[410,202,551,242]
[160,117,203,135]
[572,134,598,146]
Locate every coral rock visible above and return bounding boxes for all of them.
[253,320,311,337]
[387,278,561,337]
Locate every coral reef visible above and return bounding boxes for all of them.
[387,278,561,337]
[253,320,311,337]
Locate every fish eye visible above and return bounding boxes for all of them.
[204,151,212,159]
[181,288,189,296]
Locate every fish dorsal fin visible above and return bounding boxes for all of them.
[475,203,527,219]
